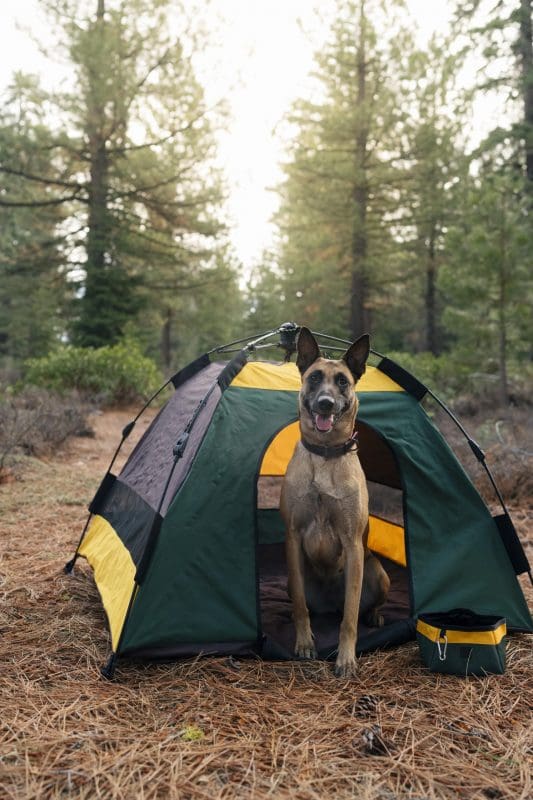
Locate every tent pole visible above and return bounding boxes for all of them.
[422,388,531,581]
[425,388,510,513]
[208,327,279,354]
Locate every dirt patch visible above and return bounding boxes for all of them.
[0,408,532,799]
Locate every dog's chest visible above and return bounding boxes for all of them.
[293,450,364,503]
[286,450,366,544]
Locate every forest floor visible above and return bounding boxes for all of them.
[0,408,532,799]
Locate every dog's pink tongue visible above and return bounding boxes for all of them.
[315,413,334,432]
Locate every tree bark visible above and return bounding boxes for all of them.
[76,0,112,345]
[87,0,109,276]
[519,0,533,183]
[497,194,510,407]
[425,227,439,354]
[350,0,371,339]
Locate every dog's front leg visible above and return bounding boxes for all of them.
[335,540,364,678]
[286,528,316,659]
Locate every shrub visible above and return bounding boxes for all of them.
[23,340,162,406]
[381,350,531,410]
[0,388,91,473]
[381,351,472,403]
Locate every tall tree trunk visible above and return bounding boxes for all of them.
[88,0,108,275]
[497,195,510,407]
[519,0,533,183]
[425,227,439,354]
[86,134,109,287]
[86,0,109,276]
[350,0,371,339]
[76,0,111,345]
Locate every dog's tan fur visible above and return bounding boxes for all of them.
[280,328,390,677]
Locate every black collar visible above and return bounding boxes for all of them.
[300,430,358,459]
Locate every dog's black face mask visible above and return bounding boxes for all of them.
[296,327,371,436]
[302,366,354,433]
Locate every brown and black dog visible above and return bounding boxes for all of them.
[280,327,390,677]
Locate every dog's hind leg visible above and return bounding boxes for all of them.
[359,552,390,628]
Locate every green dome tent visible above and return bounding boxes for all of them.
[65,324,532,678]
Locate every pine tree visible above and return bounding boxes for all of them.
[0,0,231,359]
[440,167,531,405]
[456,0,533,187]
[0,74,69,363]
[273,0,419,341]
[399,37,470,354]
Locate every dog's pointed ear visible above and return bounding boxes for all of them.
[342,334,370,381]
[296,327,321,375]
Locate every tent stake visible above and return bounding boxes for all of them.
[100,653,117,680]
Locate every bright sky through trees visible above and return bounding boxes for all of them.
[0,1,471,266]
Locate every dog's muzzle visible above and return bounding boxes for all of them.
[314,395,336,432]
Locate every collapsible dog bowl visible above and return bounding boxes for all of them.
[416,609,507,676]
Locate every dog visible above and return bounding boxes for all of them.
[280,327,390,677]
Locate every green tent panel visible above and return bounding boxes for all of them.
[68,328,532,675]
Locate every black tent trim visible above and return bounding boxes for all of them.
[376,357,428,401]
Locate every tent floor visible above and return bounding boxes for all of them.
[258,543,415,660]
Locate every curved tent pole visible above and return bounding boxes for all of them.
[101,374,223,679]
[422,386,532,586]
[101,383,223,679]
[208,327,279,354]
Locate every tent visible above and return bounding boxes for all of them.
[65,324,533,678]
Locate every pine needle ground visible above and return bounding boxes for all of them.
[1,410,531,800]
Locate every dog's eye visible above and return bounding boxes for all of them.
[308,371,322,385]
[336,373,349,388]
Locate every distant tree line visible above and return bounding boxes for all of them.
[0,0,531,406]
[249,0,532,405]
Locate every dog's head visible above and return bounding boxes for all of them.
[296,327,370,444]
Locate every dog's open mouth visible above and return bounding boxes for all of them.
[314,413,335,433]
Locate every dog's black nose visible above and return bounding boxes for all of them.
[317,396,335,413]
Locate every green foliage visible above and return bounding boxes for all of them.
[439,166,531,404]
[452,0,533,185]
[375,348,531,408]
[0,75,70,362]
[268,1,473,353]
[1,0,234,363]
[24,340,162,405]
[273,0,417,339]
[1,0,531,412]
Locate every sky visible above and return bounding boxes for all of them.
[1,0,456,268]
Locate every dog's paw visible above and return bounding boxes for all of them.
[334,657,358,678]
[295,636,317,660]
[363,610,385,628]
